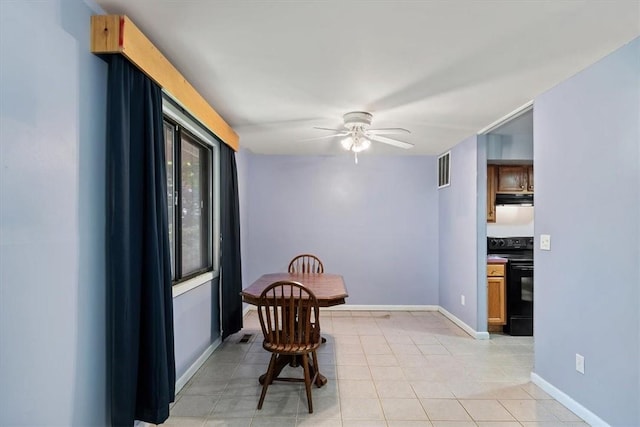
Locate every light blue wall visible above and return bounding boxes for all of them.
[0,0,108,425]
[533,37,639,425]
[173,280,219,378]
[438,136,481,330]
[487,133,534,161]
[244,154,439,305]
[487,109,534,161]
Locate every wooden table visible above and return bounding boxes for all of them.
[241,273,348,307]
[241,272,348,386]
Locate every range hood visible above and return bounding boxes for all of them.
[495,193,534,206]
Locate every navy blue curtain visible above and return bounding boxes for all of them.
[220,144,243,339]
[106,55,175,426]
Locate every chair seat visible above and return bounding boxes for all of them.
[263,341,320,354]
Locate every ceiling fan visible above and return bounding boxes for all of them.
[312,111,414,163]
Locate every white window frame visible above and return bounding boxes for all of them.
[163,96,221,297]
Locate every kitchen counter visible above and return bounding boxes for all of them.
[487,256,508,264]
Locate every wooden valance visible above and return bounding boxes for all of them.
[91,15,239,151]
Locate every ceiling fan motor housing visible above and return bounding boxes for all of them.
[343,111,373,130]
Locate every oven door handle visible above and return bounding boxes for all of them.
[512,266,534,271]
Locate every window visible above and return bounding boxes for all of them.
[163,98,220,284]
[438,151,451,188]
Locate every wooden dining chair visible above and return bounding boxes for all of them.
[288,254,328,344]
[256,281,322,413]
[288,254,324,274]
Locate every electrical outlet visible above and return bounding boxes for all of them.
[461,295,465,306]
[576,353,585,374]
[540,234,551,251]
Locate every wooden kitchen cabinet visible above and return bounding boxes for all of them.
[487,165,497,222]
[496,165,532,193]
[487,164,533,222]
[487,263,506,326]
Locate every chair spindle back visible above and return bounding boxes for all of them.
[288,254,324,274]
[258,281,320,349]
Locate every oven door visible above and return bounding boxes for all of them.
[506,261,534,336]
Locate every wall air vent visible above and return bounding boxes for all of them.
[438,151,451,188]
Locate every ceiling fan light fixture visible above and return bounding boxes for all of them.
[340,137,353,151]
[352,138,370,152]
[341,135,371,153]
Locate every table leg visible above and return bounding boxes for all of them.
[309,351,327,387]
[311,368,327,387]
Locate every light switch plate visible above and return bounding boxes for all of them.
[540,234,551,251]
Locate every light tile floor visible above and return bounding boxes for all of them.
[159,311,588,427]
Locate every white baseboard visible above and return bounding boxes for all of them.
[243,304,439,312]
[438,306,490,340]
[175,338,222,393]
[325,304,439,311]
[242,304,489,340]
[531,372,609,427]
[243,305,252,317]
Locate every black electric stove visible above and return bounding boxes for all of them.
[487,237,534,336]
[488,236,534,258]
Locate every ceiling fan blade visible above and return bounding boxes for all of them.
[366,128,411,135]
[368,134,414,149]
[313,127,346,132]
[298,132,349,142]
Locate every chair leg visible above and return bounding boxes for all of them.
[301,353,313,413]
[258,353,277,410]
[310,350,321,387]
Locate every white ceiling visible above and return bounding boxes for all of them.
[94,0,639,155]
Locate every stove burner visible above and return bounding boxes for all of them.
[488,237,534,252]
